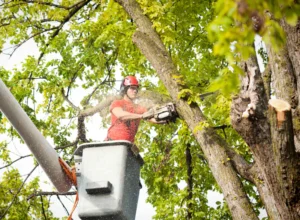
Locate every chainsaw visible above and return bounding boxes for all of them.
[142,103,178,122]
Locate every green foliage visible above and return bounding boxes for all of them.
[208,0,300,64]
[0,169,58,219]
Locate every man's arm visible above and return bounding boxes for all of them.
[112,107,167,123]
[112,107,143,120]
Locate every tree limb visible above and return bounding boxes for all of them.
[20,0,71,9]
[54,140,79,150]
[40,196,47,220]
[56,195,70,216]
[224,146,254,183]
[61,88,80,111]
[0,154,32,169]
[186,143,193,220]
[37,0,92,63]
[27,191,77,200]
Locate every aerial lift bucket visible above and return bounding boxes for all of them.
[74,141,144,220]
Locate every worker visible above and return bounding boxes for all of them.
[105,75,162,143]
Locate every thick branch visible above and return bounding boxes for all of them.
[225,146,254,183]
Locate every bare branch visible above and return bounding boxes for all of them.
[61,88,80,111]
[0,165,38,219]
[84,75,112,106]
[56,195,70,216]
[6,26,58,57]
[0,154,32,169]
[27,191,77,200]
[54,140,79,150]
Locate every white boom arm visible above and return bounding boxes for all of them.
[0,79,72,192]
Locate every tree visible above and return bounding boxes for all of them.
[0,0,299,219]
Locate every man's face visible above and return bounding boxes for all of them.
[126,85,139,99]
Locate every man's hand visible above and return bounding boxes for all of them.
[142,108,155,120]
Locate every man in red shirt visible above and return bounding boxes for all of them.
[106,76,158,143]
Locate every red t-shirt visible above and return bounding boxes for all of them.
[107,99,146,142]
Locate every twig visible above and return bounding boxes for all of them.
[40,195,48,220]
[84,76,110,106]
[61,88,80,111]
[55,140,79,150]
[27,191,77,200]
[0,154,32,169]
[57,195,70,216]
[37,0,92,63]
[0,164,38,219]
[21,0,71,9]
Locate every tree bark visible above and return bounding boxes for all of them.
[115,0,258,219]
[231,30,300,219]
[280,19,300,153]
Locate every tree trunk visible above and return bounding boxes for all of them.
[231,20,300,219]
[115,0,258,219]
